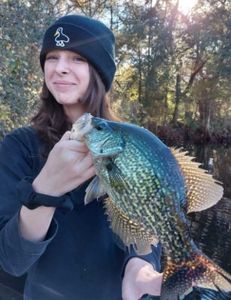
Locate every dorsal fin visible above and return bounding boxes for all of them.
[171,148,223,213]
[104,197,158,255]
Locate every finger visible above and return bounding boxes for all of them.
[64,140,89,153]
[83,166,96,181]
[60,131,88,152]
[144,272,163,296]
[122,287,139,300]
[122,277,140,300]
[72,166,95,188]
[60,131,71,141]
[76,152,94,171]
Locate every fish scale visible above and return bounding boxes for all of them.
[70,114,231,300]
[101,132,193,261]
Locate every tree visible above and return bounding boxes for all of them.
[0,0,67,138]
[1,0,230,142]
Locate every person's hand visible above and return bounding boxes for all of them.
[32,131,95,196]
[122,257,163,300]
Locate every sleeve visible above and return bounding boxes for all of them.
[0,129,58,276]
[122,244,162,275]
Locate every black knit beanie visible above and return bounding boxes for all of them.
[40,14,116,91]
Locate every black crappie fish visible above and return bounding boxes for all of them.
[70,113,231,300]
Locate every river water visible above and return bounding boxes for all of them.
[188,145,231,274]
[177,145,231,299]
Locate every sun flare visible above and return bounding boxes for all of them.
[178,0,198,14]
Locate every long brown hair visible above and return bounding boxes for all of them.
[31,65,117,153]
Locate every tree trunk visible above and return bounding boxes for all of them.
[171,74,181,125]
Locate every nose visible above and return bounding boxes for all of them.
[55,57,70,74]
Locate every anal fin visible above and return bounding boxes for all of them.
[104,197,158,255]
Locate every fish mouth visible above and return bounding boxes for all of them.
[70,113,93,141]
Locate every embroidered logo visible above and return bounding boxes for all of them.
[54,27,70,47]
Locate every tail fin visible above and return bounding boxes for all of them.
[160,251,231,300]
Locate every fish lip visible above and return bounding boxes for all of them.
[70,113,93,141]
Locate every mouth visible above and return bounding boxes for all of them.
[54,81,76,86]
[53,81,76,92]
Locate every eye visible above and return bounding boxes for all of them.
[94,120,109,131]
[95,125,103,131]
[73,56,87,63]
[46,55,58,61]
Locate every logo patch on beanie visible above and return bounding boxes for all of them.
[54,27,70,47]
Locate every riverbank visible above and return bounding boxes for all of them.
[155,124,231,147]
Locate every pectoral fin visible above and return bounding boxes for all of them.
[84,176,106,205]
[171,148,223,213]
[104,197,158,255]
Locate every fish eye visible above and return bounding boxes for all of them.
[95,121,107,131]
[95,125,103,131]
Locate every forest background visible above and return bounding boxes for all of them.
[0,1,231,298]
[0,0,231,147]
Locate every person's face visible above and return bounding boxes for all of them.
[44,50,90,110]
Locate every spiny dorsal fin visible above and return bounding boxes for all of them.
[171,148,223,213]
[104,197,158,255]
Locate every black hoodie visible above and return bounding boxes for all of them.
[0,127,161,300]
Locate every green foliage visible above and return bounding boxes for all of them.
[0,0,65,138]
[0,0,230,142]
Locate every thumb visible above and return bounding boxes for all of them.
[60,131,71,141]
